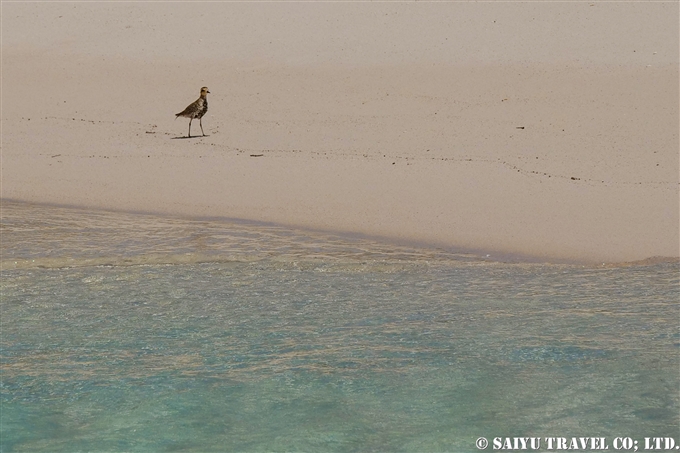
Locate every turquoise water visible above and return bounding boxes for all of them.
[1,201,678,452]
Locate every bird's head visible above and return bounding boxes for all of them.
[201,87,210,96]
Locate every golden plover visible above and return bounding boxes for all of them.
[175,87,210,137]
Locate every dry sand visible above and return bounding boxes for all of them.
[2,2,678,263]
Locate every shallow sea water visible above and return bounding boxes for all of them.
[1,201,678,452]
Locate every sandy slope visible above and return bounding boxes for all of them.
[2,2,678,263]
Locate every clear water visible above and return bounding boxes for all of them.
[1,201,678,452]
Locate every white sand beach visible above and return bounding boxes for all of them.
[2,2,678,263]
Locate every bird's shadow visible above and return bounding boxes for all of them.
[171,135,210,140]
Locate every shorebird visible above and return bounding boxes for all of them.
[175,87,210,137]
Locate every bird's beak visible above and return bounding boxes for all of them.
[207,91,211,93]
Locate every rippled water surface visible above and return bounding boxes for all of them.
[1,201,678,452]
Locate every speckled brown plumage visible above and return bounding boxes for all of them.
[175,87,210,137]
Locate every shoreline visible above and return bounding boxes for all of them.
[3,198,677,268]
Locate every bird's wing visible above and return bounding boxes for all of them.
[176,99,199,117]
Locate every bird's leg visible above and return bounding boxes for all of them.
[188,118,192,138]
[200,118,205,136]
